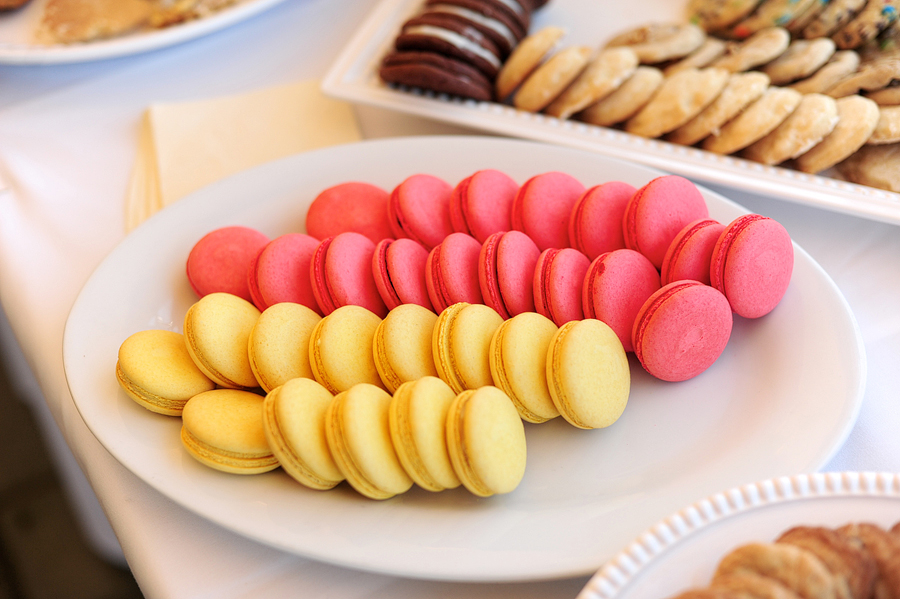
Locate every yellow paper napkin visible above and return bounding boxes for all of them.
[126,80,362,231]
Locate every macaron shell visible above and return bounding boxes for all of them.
[372,238,432,311]
[181,389,278,474]
[116,329,215,416]
[389,174,454,249]
[445,303,504,392]
[489,312,560,423]
[623,175,710,269]
[262,378,343,490]
[568,181,636,260]
[582,249,661,353]
[451,169,517,242]
[321,232,388,318]
[247,302,321,393]
[325,384,413,500]
[305,182,393,244]
[183,292,261,390]
[710,214,794,319]
[309,305,386,394]
[511,171,585,250]
[426,232,484,313]
[373,303,439,393]
[632,281,733,382]
[248,233,320,313]
[445,386,527,497]
[546,319,630,429]
[186,226,269,303]
[661,219,725,286]
[478,230,540,319]
[388,376,460,491]
[534,247,590,327]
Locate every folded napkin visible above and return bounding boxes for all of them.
[126,80,362,231]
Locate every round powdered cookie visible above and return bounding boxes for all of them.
[687,0,764,32]
[667,71,770,146]
[803,0,867,38]
[625,67,730,137]
[837,141,900,190]
[495,25,565,100]
[703,86,803,154]
[743,93,839,164]
[513,45,591,112]
[712,26,791,72]
[828,55,900,97]
[832,0,900,50]
[714,543,841,599]
[606,22,707,63]
[762,38,836,85]
[578,65,664,126]
[380,50,494,101]
[664,37,727,76]
[795,94,880,172]
[789,50,861,93]
[728,0,818,38]
[866,105,900,143]
[544,47,638,119]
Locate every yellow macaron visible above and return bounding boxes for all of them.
[116,329,215,416]
[546,319,630,429]
[489,312,560,423]
[262,377,343,490]
[432,302,504,394]
[325,383,413,500]
[248,302,321,392]
[180,389,279,475]
[388,376,460,492]
[309,305,386,394]
[373,303,439,393]
[183,292,261,390]
[445,385,527,497]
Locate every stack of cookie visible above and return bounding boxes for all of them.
[379,0,549,102]
[668,521,900,599]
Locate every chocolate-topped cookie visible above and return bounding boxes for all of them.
[380,50,494,101]
[397,12,503,78]
[425,0,528,41]
[423,2,520,56]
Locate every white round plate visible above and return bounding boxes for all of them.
[63,136,865,582]
[0,0,288,65]
[578,472,900,599]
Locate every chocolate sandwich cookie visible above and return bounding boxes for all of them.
[397,12,503,79]
[426,0,528,41]
[423,3,520,56]
[380,50,494,101]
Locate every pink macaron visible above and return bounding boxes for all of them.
[425,232,484,313]
[478,230,540,319]
[582,249,661,352]
[389,174,454,249]
[305,182,393,244]
[449,169,518,243]
[186,226,270,303]
[632,280,733,382]
[247,233,321,313]
[372,238,433,311]
[568,181,636,260]
[310,232,388,318]
[623,175,710,270]
[533,247,590,327]
[511,172,585,251]
[709,214,794,319]
[660,219,726,287]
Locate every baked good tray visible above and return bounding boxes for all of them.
[321,0,900,226]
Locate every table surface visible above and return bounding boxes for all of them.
[0,1,898,598]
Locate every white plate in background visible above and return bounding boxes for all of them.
[322,0,900,226]
[63,137,865,581]
[0,0,288,64]
[579,472,900,599]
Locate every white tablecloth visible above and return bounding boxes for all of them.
[0,1,898,597]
